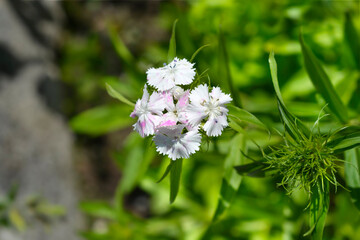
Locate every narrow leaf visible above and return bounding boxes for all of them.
[304,181,329,239]
[168,19,178,63]
[218,27,241,108]
[170,159,182,203]
[79,201,117,220]
[157,159,174,183]
[234,161,272,178]
[345,148,360,210]
[8,209,26,232]
[105,82,135,107]
[190,44,210,62]
[344,12,360,70]
[228,105,268,131]
[70,105,133,136]
[269,52,310,140]
[212,134,246,221]
[299,33,348,123]
[326,126,360,152]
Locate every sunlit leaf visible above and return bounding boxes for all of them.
[299,33,348,123]
[170,159,182,203]
[79,201,117,220]
[70,105,133,136]
[218,27,241,108]
[9,209,26,232]
[105,82,135,107]
[345,148,360,211]
[304,181,329,239]
[168,19,178,63]
[212,133,247,221]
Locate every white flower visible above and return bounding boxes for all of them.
[159,90,190,127]
[146,57,196,91]
[130,85,166,137]
[153,125,201,160]
[187,84,232,137]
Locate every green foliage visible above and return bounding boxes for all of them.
[169,159,183,203]
[300,33,349,123]
[70,104,133,135]
[60,1,360,240]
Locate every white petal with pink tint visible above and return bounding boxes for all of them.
[146,58,195,91]
[130,85,166,137]
[153,125,201,160]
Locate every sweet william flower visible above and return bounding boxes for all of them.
[130,85,166,137]
[146,57,196,91]
[159,90,190,127]
[153,125,201,160]
[187,84,232,137]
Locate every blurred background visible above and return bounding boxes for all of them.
[0,0,359,240]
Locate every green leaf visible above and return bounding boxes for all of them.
[234,161,272,178]
[79,201,117,220]
[9,209,26,232]
[299,33,348,123]
[304,181,329,239]
[268,51,310,141]
[114,135,155,213]
[345,148,360,211]
[170,159,182,204]
[168,19,178,63]
[105,82,135,107]
[157,159,174,183]
[228,105,268,131]
[218,27,241,108]
[344,12,360,70]
[212,134,247,221]
[70,105,133,136]
[326,126,360,153]
[190,44,210,62]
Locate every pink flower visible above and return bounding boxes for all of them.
[159,90,190,128]
[130,85,166,137]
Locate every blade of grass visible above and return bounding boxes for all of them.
[157,159,174,183]
[326,126,360,153]
[269,52,310,141]
[105,82,135,107]
[168,19,178,63]
[218,27,241,108]
[170,158,183,203]
[228,105,268,132]
[299,33,348,123]
[190,44,211,62]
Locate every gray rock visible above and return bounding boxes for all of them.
[0,1,83,239]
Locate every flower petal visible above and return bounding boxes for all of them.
[189,84,210,106]
[210,86,232,105]
[147,67,175,91]
[203,115,228,137]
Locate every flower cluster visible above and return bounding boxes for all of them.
[130,57,232,160]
